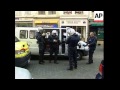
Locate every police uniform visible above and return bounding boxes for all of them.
[87,36,97,64]
[48,31,60,64]
[66,32,80,70]
[36,31,46,64]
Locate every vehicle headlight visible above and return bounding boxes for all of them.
[15,50,25,54]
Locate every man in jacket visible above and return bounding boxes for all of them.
[48,30,60,64]
[66,28,80,70]
[87,32,97,64]
[36,28,46,64]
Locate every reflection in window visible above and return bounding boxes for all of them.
[29,30,37,39]
[20,30,28,39]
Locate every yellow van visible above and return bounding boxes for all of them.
[15,36,31,67]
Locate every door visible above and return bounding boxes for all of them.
[61,28,69,56]
[28,30,39,55]
[61,28,66,54]
[97,28,104,40]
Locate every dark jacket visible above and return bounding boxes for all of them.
[87,36,97,49]
[48,35,60,49]
[36,32,45,50]
[66,33,80,47]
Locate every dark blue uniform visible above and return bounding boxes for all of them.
[36,32,46,64]
[48,35,60,63]
[66,33,80,70]
[87,36,97,63]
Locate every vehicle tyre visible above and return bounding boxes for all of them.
[77,51,83,60]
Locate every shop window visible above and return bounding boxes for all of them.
[38,11,45,15]
[20,30,28,39]
[48,11,56,14]
[29,30,37,39]
[63,11,72,14]
[15,23,33,27]
[25,11,31,15]
[75,11,83,14]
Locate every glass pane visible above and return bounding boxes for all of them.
[20,30,28,39]
[29,30,37,39]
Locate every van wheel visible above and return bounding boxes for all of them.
[77,51,83,60]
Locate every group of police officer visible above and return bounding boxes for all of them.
[36,27,97,71]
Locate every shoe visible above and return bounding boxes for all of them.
[74,67,77,69]
[54,61,59,64]
[86,62,92,64]
[67,68,73,71]
[39,62,44,64]
[49,60,51,63]
[54,62,59,64]
[42,61,45,63]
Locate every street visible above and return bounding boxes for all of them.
[26,45,103,79]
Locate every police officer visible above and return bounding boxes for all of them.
[66,28,80,70]
[87,32,97,64]
[36,28,46,64]
[48,30,60,64]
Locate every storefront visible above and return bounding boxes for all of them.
[89,11,104,41]
[89,20,104,40]
[15,18,33,27]
[60,18,89,41]
[34,19,59,28]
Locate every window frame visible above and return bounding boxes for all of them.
[29,30,37,39]
[48,11,56,15]
[38,11,45,15]
[19,30,28,39]
[63,11,72,14]
[25,11,31,15]
[15,36,20,42]
[75,11,83,14]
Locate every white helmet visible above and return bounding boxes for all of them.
[69,28,75,35]
[66,27,71,34]
[52,30,57,35]
[66,28,75,35]
[38,27,43,32]
[37,27,45,34]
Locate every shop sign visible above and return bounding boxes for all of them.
[61,19,87,26]
[36,24,58,28]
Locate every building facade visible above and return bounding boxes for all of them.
[89,11,104,40]
[58,11,90,41]
[15,11,35,27]
[15,11,103,41]
[33,11,59,28]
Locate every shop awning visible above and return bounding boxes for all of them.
[89,22,104,26]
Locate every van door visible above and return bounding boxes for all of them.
[19,29,28,42]
[61,28,68,56]
[28,30,39,55]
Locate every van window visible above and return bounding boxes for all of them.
[15,36,19,42]
[29,30,37,39]
[20,30,28,39]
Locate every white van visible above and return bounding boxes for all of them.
[15,27,89,60]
